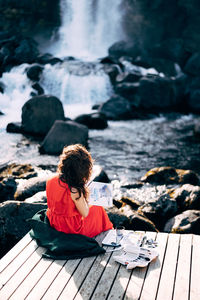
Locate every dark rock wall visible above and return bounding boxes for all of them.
[123,0,200,54]
[0,0,60,37]
[1,0,200,55]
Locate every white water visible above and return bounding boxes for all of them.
[47,0,125,59]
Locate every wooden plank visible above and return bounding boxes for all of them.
[0,239,38,289]
[156,233,180,300]
[58,255,98,299]
[0,233,32,273]
[90,251,120,300]
[124,232,157,300]
[173,234,192,300]
[107,232,157,300]
[140,232,168,300]
[26,260,66,300]
[106,264,131,300]
[74,248,112,300]
[0,246,46,299]
[9,256,53,300]
[95,230,108,245]
[41,258,82,299]
[190,234,200,300]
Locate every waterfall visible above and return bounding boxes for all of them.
[41,62,113,118]
[49,0,125,59]
[0,0,125,122]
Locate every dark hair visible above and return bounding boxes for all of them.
[57,144,93,199]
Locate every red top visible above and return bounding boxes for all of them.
[46,175,113,237]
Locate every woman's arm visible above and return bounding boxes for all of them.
[71,188,89,218]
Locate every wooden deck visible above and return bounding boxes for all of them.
[0,231,200,300]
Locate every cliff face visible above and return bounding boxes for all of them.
[0,0,60,37]
[123,0,200,54]
[0,0,200,56]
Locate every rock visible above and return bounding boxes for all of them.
[14,38,39,65]
[163,210,200,234]
[138,194,178,230]
[26,64,44,81]
[128,212,158,232]
[184,52,200,76]
[0,177,17,202]
[108,40,139,60]
[0,201,47,258]
[151,38,190,67]
[133,55,178,77]
[194,121,200,137]
[36,53,62,65]
[187,90,200,113]
[102,64,121,85]
[21,95,65,136]
[25,191,47,204]
[74,113,108,129]
[141,166,199,185]
[0,81,5,93]
[176,169,200,185]
[107,204,157,231]
[0,163,37,180]
[138,76,177,111]
[116,72,142,84]
[92,165,111,183]
[14,172,52,201]
[6,122,23,133]
[98,95,132,120]
[39,120,89,155]
[169,184,200,211]
[100,56,121,65]
[106,206,130,228]
[115,82,139,103]
[120,196,141,210]
[31,83,44,95]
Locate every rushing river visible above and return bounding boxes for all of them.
[1,111,199,186]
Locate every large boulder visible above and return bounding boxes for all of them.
[164,210,200,234]
[98,95,132,120]
[13,38,39,65]
[169,184,200,211]
[21,95,65,136]
[14,172,52,201]
[39,120,89,155]
[187,90,200,113]
[25,191,47,204]
[108,41,139,60]
[138,194,178,231]
[0,177,17,203]
[115,82,140,103]
[0,201,47,258]
[138,76,177,111]
[106,204,157,231]
[0,163,37,180]
[151,38,190,67]
[184,52,200,76]
[141,166,199,185]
